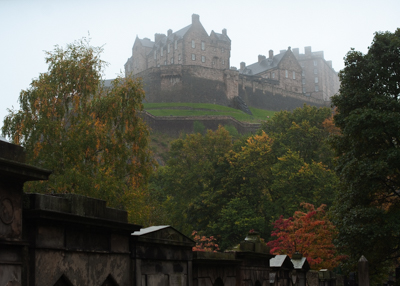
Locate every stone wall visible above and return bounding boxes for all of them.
[141,111,261,137]
[135,64,328,112]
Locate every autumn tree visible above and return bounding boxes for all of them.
[1,38,154,224]
[331,29,400,278]
[267,203,345,270]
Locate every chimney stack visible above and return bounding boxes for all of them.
[269,50,274,59]
[222,28,227,36]
[292,48,299,58]
[305,46,312,54]
[258,55,266,63]
[192,14,200,24]
[154,33,165,43]
[240,62,246,70]
[168,29,172,36]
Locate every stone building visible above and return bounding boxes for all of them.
[240,47,339,101]
[123,14,338,112]
[292,47,340,101]
[125,14,231,75]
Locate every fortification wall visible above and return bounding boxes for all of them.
[134,65,329,112]
[238,74,329,111]
[141,111,260,137]
[135,65,235,106]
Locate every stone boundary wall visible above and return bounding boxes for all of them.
[133,65,331,112]
[238,74,331,111]
[140,111,261,137]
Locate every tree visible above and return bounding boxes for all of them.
[267,203,345,270]
[270,151,338,218]
[1,38,154,223]
[260,104,334,168]
[331,29,400,278]
[151,126,233,234]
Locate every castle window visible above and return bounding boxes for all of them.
[178,54,181,61]
[314,68,318,74]
[302,71,305,77]
[315,85,319,92]
[315,77,319,83]
[222,59,225,65]
[285,70,288,78]
[154,51,156,60]
[164,60,166,65]
[292,71,296,79]
[192,54,196,61]
[302,87,306,93]
[302,79,306,85]
[167,44,170,53]
[272,72,275,79]
[161,48,163,57]
[201,41,205,51]
[175,40,177,50]
[314,60,317,66]
[171,58,174,64]
[192,40,195,48]
[202,56,205,63]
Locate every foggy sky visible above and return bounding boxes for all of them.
[1,0,399,131]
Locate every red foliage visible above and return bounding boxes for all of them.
[191,231,220,252]
[267,203,346,270]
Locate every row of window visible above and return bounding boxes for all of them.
[285,70,296,79]
[191,40,225,53]
[302,86,319,93]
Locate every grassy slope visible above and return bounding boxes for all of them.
[143,103,275,123]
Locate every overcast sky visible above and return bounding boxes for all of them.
[1,0,399,131]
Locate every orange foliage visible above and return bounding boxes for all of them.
[191,231,220,252]
[267,203,346,270]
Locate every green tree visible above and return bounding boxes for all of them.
[261,104,334,167]
[152,126,233,234]
[2,39,154,224]
[270,151,338,218]
[331,29,400,279]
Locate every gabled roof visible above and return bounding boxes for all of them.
[132,225,195,247]
[139,37,154,48]
[132,225,170,236]
[270,254,294,269]
[291,257,310,271]
[211,30,230,42]
[174,24,192,38]
[240,52,286,75]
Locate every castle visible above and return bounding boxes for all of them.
[124,14,339,112]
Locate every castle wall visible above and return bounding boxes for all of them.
[238,74,329,111]
[141,112,261,137]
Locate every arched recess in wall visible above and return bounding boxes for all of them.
[53,274,74,286]
[101,274,119,286]
[213,277,224,286]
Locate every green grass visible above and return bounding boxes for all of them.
[143,103,276,123]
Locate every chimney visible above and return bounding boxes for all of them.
[222,28,227,36]
[258,55,266,63]
[292,48,299,58]
[240,62,246,70]
[167,29,172,36]
[154,33,165,43]
[192,14,200,24]
[269,50,274,59]
[305,46,312,54]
